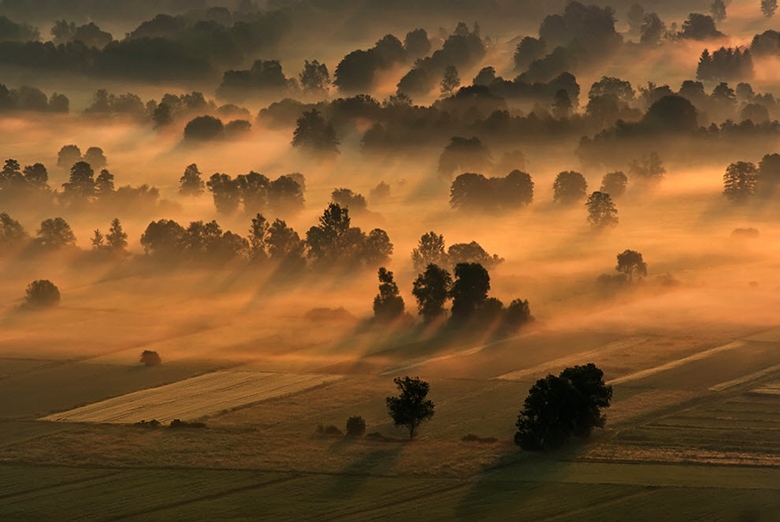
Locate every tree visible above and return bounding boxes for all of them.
[386,376,435,439]
[94,169,114,197]
[207,173,241,214]
[0,212,26,251]
[248,213,269,261]
[364,229,394,267]
[61,161,95,201]
[291,109,339,155]
[758,153,780,196]
[640,13,666,47]
[140,350,162,366]
[332,188,367,213]
[515,363,612,451]
[24,280,61,309]
[184,116,224,141]
[22,163,49,189]
[627,3,645,35]
[106,218,128,251]
[268,175,305,215]
[140,219,185,260]
[600,171,627,198]
[438,136,491,178]
[299,60,330,95]
[346,415,366,437]
[447,242,503,269]
[503,299,534,333]
[586,192,619,229]
[723,161,758,202]
[616,249,647,282]
[84,147,107,169]
[680,13,724,40]
[57,145,82,169]
[450,262,490,322]
[710,0,726,22]
[412,232,447,272]
[762,0,778,18]
[267,219,306,268]
[91,229,104,250]
[179,164,205,196]
[404,28,431,59]
[412,264,453,322]
[373,268,405,321]
[440,65,460,97]
[37,217,76,249]
[629,152,666,183]
[553,171,587,205]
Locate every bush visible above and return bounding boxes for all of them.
[135,419,161,428]
[169,419,206,429]
[24,280,60,309]
[140,350,162,366]
[346,416,367,437]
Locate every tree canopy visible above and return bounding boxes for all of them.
[386,376,435,439]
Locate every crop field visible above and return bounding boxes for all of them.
[40,370,343,424]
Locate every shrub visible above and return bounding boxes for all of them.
[169,419,206,428]
[24,280,61,309]
[315,423,343,436]
[140,350,162,366]
[346,416,367,437]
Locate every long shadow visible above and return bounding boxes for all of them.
[323,438,405,500]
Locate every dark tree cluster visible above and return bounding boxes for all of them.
[291,109,339,155]
[90,218,128,254]
[23,279,61,309]
[140,218,249,263]
[183,114,251,141]
[679,13,724,40]
[0,158,51,205]
[697,48,754,82]
[206,171,305,216]
[411,231,503,273]
[0,83,68,112]
[450,170,533,212]
[397,23,485,98]
[51,20,113,49]
[515,363,612,451]
[57,145,107,170]
[336,34,408,94]
[719,155,780,202]
[218,59,297,102]
[0,15,39,42]
[305,203,392,269]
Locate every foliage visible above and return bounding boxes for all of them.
[179,164,205,196]
[438,136,491,178]
[332,188,367,213]
[599,171,627,198]
[515,363,613,451]
[24,280,60,309]
[346,416,367,437]
[697,48,753,82]
[373,268,405,321]
[36,217,76,249]
[291,109,339,155]
[450,262,490,322]
[412,264,453,322]
[723,161,758,202]
[386,376,435,439]
[184,115,224,141]
[411,232,447,272]
[586,191,618,228]
[616,249,647,282]
[628,152,666,183]
[553,171,587,205]
[0,212,27,251]
[140,350,162,366]
[450,170,533,212]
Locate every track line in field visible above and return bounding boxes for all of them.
[0,470,123,501]
[607,341,745,386]
[709,364,780,392]
[496,337,650,381]
[537,488,656,521]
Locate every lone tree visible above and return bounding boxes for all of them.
[24,280,61,309]
[386,376,435,439]
[179,164,205,196]
[106,218,128,251]
[553,171,588,205]
[36,217,76,249]
[586,191,619,229]
[616,249,647,282]
[515,363,613,451]
[412,264,453,322]
[723,161,758,202]
[373,268,405,321]
[140,350,162,367]
[599,171,627,198]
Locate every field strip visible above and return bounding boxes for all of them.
[751,382,780,396]
[709,364,780,392]
[607,341,745,386]
[496,337,649,381]
[39,371,342,424]
[537,489,656,522]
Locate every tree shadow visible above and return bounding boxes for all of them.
[323,439,405,500]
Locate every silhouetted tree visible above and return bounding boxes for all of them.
[448,242,503,269]
[757,153,780,195]
[236,171,270,214]
[94,169,114,197]
[438,137,491,177]
[24,280,61,309]
[299,59,330,95]
[179,164,205,196]
[106,218,127,251]
[267,218,306,268]
[332,188,367,213]
[515,363,612,451]
[514,36,546,71]
[91,229,104,250]
[440,65,460,97]
[140,350,162,366]
[640,13,666,46]
[140,219,185,260]
[22,163,48,190]
[57,145,82,169]
[386,376,435,439]
[586,192,618,229]
[502,299,534,333]
[61,161,95,201]
[364,229,393,267]
[762,0,778,18]
[616,249,647,282]
[373,267,405,321]
[723,161,758,202]
[0,212,26,251]
[600,171,627,198]
[643,96,698,132]
[710,0,726,22]
[269,175,305,215]
[450,262,490,322]
[629,152,666,183]
[291,109,339,155]
[553,171,587,205]
[184,115,224,141]
[36,217,76,249]
[248,213,269,261]
[679,13,724,40]
[412,232,447,272]
[413,264,453,322]
[207,173,241,214]
[404,29,431,59]
[84,147,107,169]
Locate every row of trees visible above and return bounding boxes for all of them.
[722,154,780,201]
[204,169,304,216]
[411,232,503,273]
